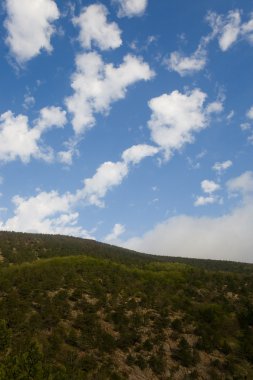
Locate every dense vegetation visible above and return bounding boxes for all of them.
[0,231,253,379]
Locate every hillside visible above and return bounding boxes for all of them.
[0,232,252,379]
[1,231,252,273]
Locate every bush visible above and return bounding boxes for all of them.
[172,338,198,367]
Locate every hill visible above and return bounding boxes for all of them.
[0,231,252,379]
[1,231,252,273]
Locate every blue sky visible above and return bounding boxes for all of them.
[0,0,253,262]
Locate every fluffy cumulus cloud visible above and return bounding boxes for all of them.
[4,0,59,63]
[0,111,48,163]
[148,89,222,159]
[66,52,154,134]
[167,49,207,76]
[122,171,253,263]
[74,4,122,51]
[213,160,233,174]
[114,0,148,18]
[0,107,66,163]
[207,10,253,51]
[0,191,92,238]
[105,223,126,242]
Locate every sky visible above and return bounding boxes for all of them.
[0,0,253,262]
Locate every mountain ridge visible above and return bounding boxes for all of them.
[0,230,252,273]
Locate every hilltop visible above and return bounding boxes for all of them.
[0,231,251,272]
[0,231,252,379]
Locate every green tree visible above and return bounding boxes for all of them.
[0,320,11,352]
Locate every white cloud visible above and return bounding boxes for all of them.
[226,110,234,121]
[168,9,253,77]
[0,142,157,234]
[76,143,159,206]
[167,49,207,76]
[248,134,253,144]
[247,106,253,120]
[67,138,173,211]
[240,122,251,131]
[122,171,253,262]
[206,101,223,114]
[187,150,207,170]
[207,10,253,51]
[0,108,66,164]
[114,0,147,18]
[212,160,233,174]
[166,10,219,77]
[57,149,75,165]
[201,179,220,194]
[227,171,253,196]
[23,94,35,110]
[73,4,122,51]
[194,179,221,206]
[5,0,59,63]
[241,13,253,43]
[169,10,253,77]
[239,106,253,140]
[66,52,154,134]
[122,144,159,164]
[219,10,241,51]
[0,111,49,163]
[2,140,143,231]
[36,106,67,131]
[194,195,218,207]
[1,136,160,234]
[57,138,79,165]
[77,161,129,207]
[1,191,92,238]
[148,89,221,159]
[105,223,125,242]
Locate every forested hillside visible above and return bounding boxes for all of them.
[1,231,252,273]
[0,231,252,379]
